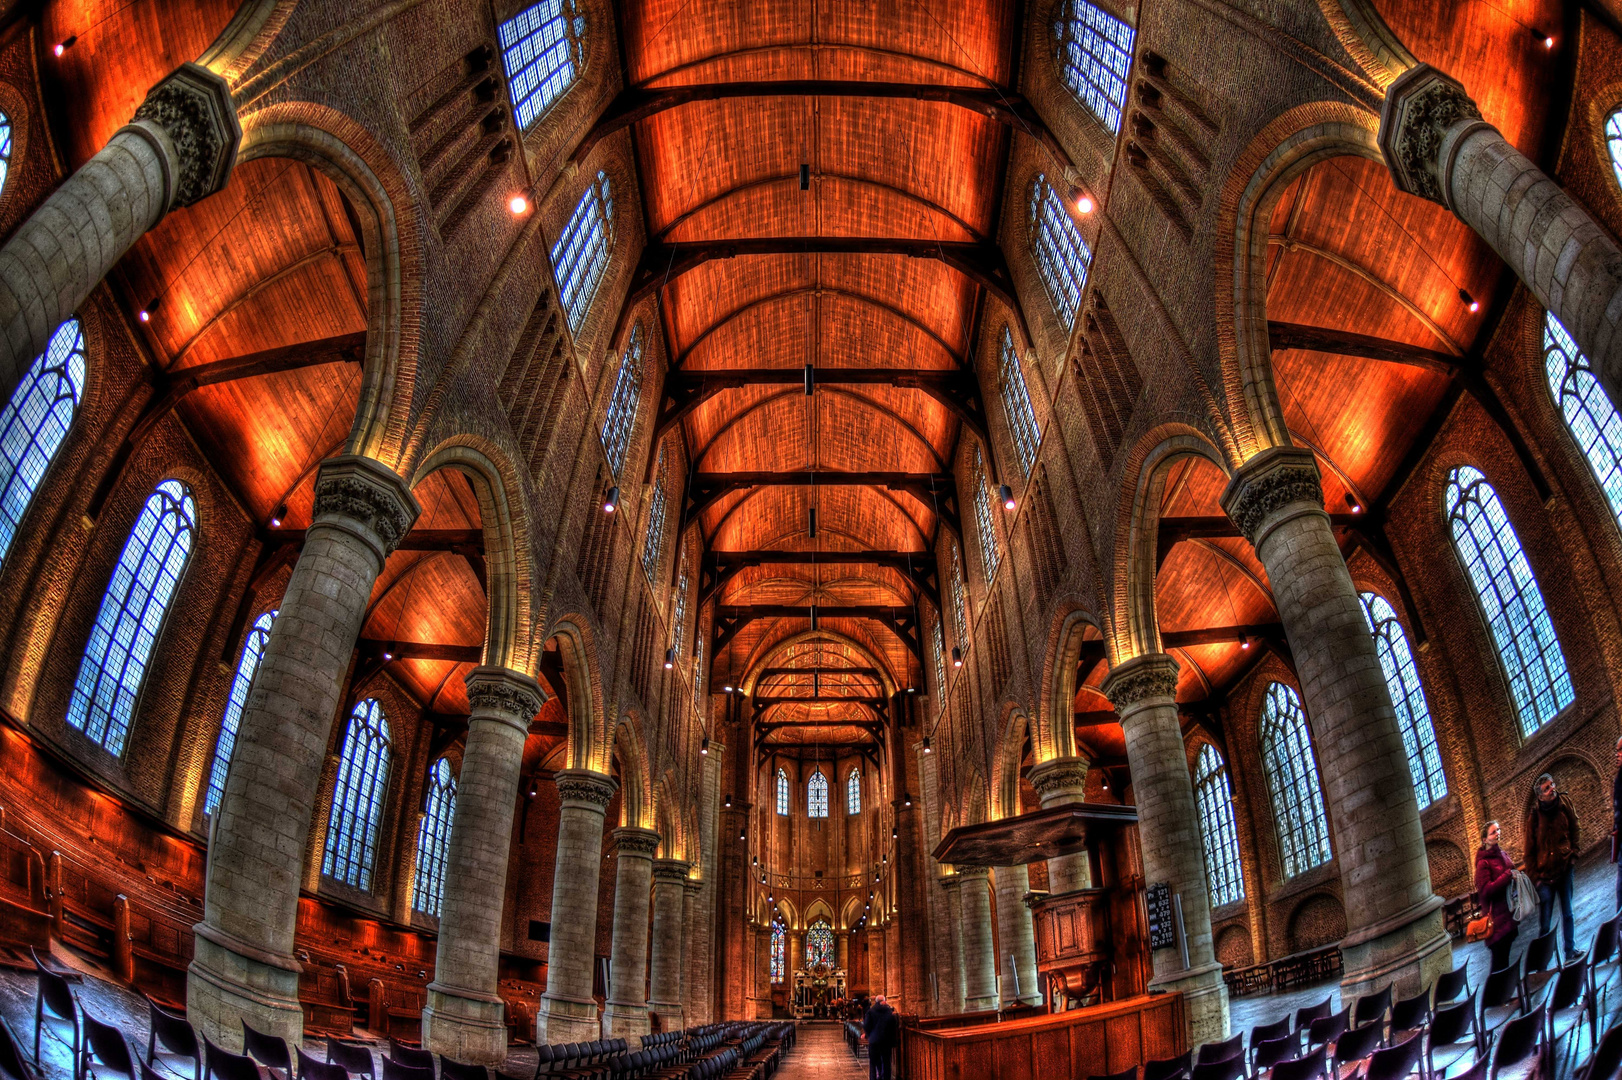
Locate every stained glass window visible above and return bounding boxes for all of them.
[776,767,790,816]
[203,610,277,817]
[1030,174,1092,330]
[0,112,12,196]
[1259,682,1332,879]
[847,767,862,816]
[932,619,947,698]
[1054,0,1135,133]
[770,920,785,982]
[498,0,586,131]
[322,698,393,891]
[552,170,614,334]
[1193,744,1244,907]
[808,769,829,818]
[806,920,834,967]
[66,479,196,756]
[1544,312,1622,524]
[671,567,689,655]
[1608,110,1622,189]
[972,445,1000,582]
[1359,592,1447,808]
[643,448,668,576]
[999,328,1040,477]
[948,545,968,650]
[0,318,84,567]
[412,757,457,917]
[603,324,645,475]
[1445,466,1574,737]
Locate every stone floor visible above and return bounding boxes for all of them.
[773,1022,865,1080]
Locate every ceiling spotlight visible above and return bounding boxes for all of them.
[701,736,709,755]
[527,779,538,798]
[951,646,963,668]
[1237,629,1251,651]
[603,485,620,513]
[1000,484,1016,511]
[269,502,288,529]
[53,36,76,57]
[1458,288,1479,313]
[725,794,733,808]
[382,644,395,661]
[1530,26,1553,47]
[1344,493,1362,514]
[138,296,160,323]
[1077,194,1094,214]
[903,792,912,807]
[723,684,734,693]
[665,648,675,670]
[922,736,932,754]
[508,193,530,215]
[740,828,747,840]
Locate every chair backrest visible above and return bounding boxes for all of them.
[29,948,74,1022]
[1593,916,1621,968]
[1190,1056,1244,1080]
[148,1000,199,1060]
[1294,999,1333,1036]
[1272,1046,1327,1080]
[1483,964,1521,1008]
[382,1058,435,1080]
[1197,1034,1244,1065]
[326,1039,375,1078]
[1491,1006,1544,1079]
[1354,988,1392,1028]
[82,1010,137,1080]
[1435,967,1471,1004]
[441,1060,488,1080]
[1365,1034,1423,1080]
[1549,955,1589,1012]
[299,1049,351,1080]
[389,1042,435,1071]
[0,1015,37,1080]
[1584,1021,1622,1080]
[1306,1008,1349,1050]
[1333,1022,1383,1070]
[1252,1017,1293,1051]
[1429,1000,1477,1048]
[1389,990,1430,1035]
[143,1060,172,1080]
[1525,930,1559,975]
[1144,1049,1193,1080]
[241,1020,292,1073]
[204,1037,262,1080]
[1254,1036,1297,1074]
[1450,1057,1489,1080]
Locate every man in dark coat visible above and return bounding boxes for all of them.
[1525,772,1580,955]
[862,993,900,1080]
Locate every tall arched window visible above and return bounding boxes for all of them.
[972,445,1000,582]
[806,920,834,967]
[770,919,785,982]
[552,170,614,334]
[1053,0,1135,133]
[1030,174,1092,330]
[1258,682,1332,879]
[643,447,668,577]
[1544,312,1622,522]
[499,0,586,131]
[602,324,645,475]
[1358,592,1447,808]
[413,757,457,917]
[322,698,393,891]
[671,565,689,654]
[776,767,790,815]
[1608,109,1622,189]
[0,318,86,567]
[998,327,1040,476]
[847,767,862,815]
[931,619,947,698]
[948,545,968,650]
[808,769,829,818]
[66,479,196,756]
[203,609,277,817]
[1446,466,1574,737]
[1193,744,1245,907]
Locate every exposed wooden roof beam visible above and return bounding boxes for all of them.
[701,549,939,607]
[1267,321,1459,373]
[685,471,960,540]
[755,666,885,680]
[356,639,483,663]
[712,604,922,663]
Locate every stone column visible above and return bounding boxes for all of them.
[188,455,418,1049]
[535,770,617,1044]
[1220,447,1450,998]
[1029,758,1093,895]
[422,668,545,1062]
[837,931,848,972]
[753,925,772,1019]
[940,877,968,1012]
[957,868,998,1011]
[681,879,701,1016]
[688,744,722,1024]
[1103,654,1230,1044]
[0,63,240,406]
[647,858,690,1031]
[601,827,660,1037]
[1379,64,1622,410]
[993,865,1040,1006]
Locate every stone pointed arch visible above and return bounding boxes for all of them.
[653,768,688,861]
[804,898,835,927]
[1307,0,1417,89]
[1038,602,1103,763]
[840,894,865,931]
[963,770,988,827]
[991,710,1032,821]
[545,619,610,772]
[774,895,800,930]
[613,716,652,829]
[738,629,899,696]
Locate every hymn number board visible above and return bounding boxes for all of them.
[1146,883,1176,950]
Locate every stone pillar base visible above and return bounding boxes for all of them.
[649,1000,684,1032]
[422,984,507,1064]
[186,925,304,1050]
[602,1001,649,1038]
[535,992,600,1044]
[965,994,998,1011]
[753,998,773,1019]
[1151,961,1230,1046]
[1340,902,1452,1001]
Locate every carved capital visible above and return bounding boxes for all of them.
[131,63,242,209]
[312,455,420,558]
[1218,446,1323,545]
[653,858,692,885]
[1028,757,1091,804]
[554,769,616,809]
[952,866,991,882]
[1101,653,1179,712]
[611,826,662,858]
[1377,63,1484,206]
[465,666,545,730]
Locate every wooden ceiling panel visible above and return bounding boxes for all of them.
[706,484,934,553]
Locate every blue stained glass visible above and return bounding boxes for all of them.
[1544,312,1622,526]
[0,319,86,567]
[1030,175,1092,330]
[643,447,668,577]
[1445,466,1574,737]
[847,767,861,815]
[999,328,1040,476]
[770,920,785,982]
[0,112,12,197]
[499,0,586,131]
[1193,744,1245,907]
[603,324,645,476]
[322,698,393,891]
[66,479,196,756]
[413,757,457,917]
[1607,110,1622,190]
[932,619,947,699]
[972,445,1000,582]
[1259,682,1332,878]
[808,770,828,818]
[1358,592,1447,808]
[552,171,614,334]
[948,545,968,651]
[1054,0,1135,133]
[203,610,277,817]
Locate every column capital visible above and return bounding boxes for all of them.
[952,866,991,883]
[130,62,242,209]
[554,768,616,809]
[1377,63,1486,207]
[1101,653,1179,714]
[611,826,662,858]
[313,455,421,563]
[465,667,545,733]
[653,858,692,884]
[1219,445,1323,547]
[1028,756,1091,806]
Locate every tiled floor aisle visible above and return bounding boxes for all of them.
[774,1022,867,1080]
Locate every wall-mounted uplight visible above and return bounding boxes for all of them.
[603,486,620,514]
[509,193,531,215]
[138,296,160,323]
[269,502,288,529]
[999,484,1016,511]
[700,736,709,755]
[1458,288,1480,313]
[951,647,963,668]
[922,736,931,754]
[53,36,77,57]
[664,648,675,670]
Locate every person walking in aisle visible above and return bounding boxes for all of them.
[1475,820,1520,972]
[861,993,899,1080]
[1525,772,1580,956]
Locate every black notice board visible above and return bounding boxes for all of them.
[1146,883,1176,950]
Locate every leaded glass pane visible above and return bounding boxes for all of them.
[776,767,790,815]
[949,545,968,651]
[204,610,277,817]
[643,448,668,577]
[552,171,614,334]
[806,920,834,967]
[1358,592,1447,808]
[498,0,586,131]
[1193,744,1245,907]
[808,770,828,818]
[847,768,861,815]
[1030,175,1092,330]
[999,328,1040,476]
[603,324,645,475]
[322,699,393,891]
[972,445,1000,582]
[1608,110,1622,190]
[1259,682,1332,878]
[0,319,86,567]
[770,920,785,981]
[1545,312,1622,525]
[1053,0,1135,133]
[413,757,457,917]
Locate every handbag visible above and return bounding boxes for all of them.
[1465,913,1492,942]
[1508,869,1538,922]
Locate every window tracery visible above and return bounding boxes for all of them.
[770,919,785,982]
[0,318,86,568]
[1358,591,1447,808]
[204,609,277,817]
[847,767,861,815]
[806,920,834,968]
[1259,682,1332,878]
[1544,311,1622,525]
[412,757,457,917]
[972,445,1000,582]
[1030,174,1091,330]
[998,327,1040,476]
[1053,0,1135,133]
[603,323,645,475]
[776,767,790,815]
[553,170,614,334]
[499,0,586,131]
[808,769,828,818]
[1608,109,1622,189]
[1193,744,1244,907]
[643,447,668,577]
[322,698,393,891]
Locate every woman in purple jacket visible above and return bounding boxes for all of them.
[1476,820,1520,972]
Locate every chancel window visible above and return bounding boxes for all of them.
[499,0,586,131]
[412,757,457,917]
[1259,682,1332,879]
[1445,465,1574,737]
[998,328,1040,476]
[204,610,277,817]
[0,318,86,568]
[847,767,861,816]
[1608,109,1622,189]
[1030,174,1092,330]
[776,767,790,816]
[1545,312,1622,525]
[642,448,668,576]
[770,920,785,982]
[1359,592,1447,808]
[1193,744,1245,907]
[1054,0,1135,133]
[553,170,614,334]
[806,920,834,968]
[808,769,829,818]
[322,698,393,891]
[67,479,196,756]
[603,324,645,475]
[948,545,968,651]
[972,445,1000,582]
